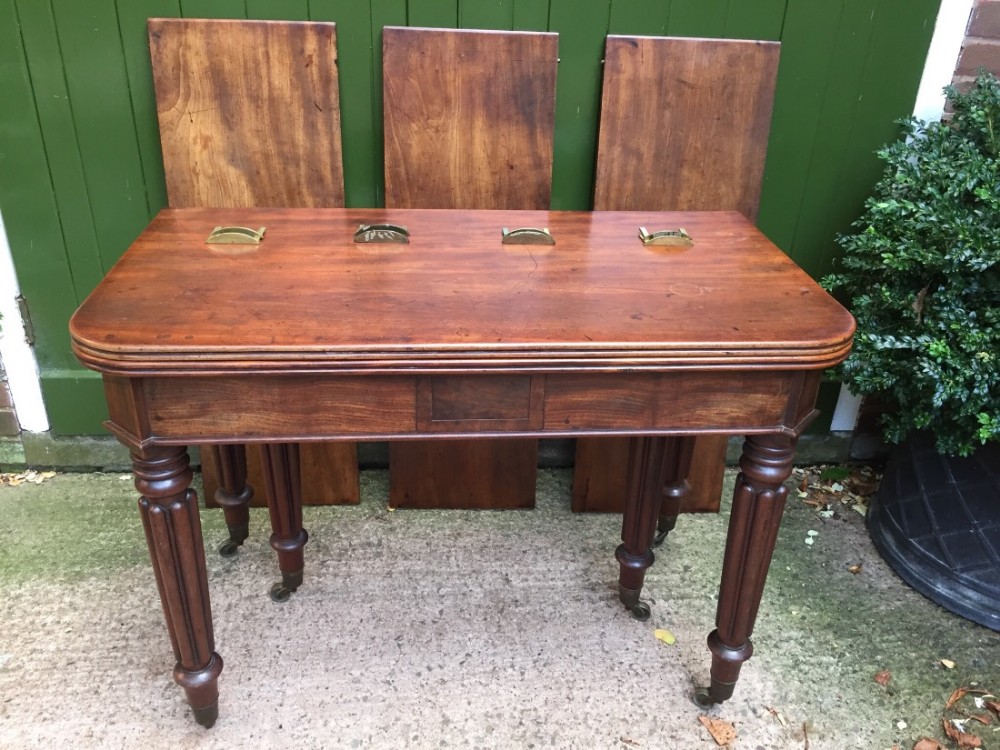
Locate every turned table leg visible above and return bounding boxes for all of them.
[259,443,308,602]
[204,444,254,558]
[653,438,695,547]
[133,445,223,727]
[697,433,794,707]
[617,436,695,620]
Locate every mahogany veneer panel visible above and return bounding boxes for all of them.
[593,35,779,218]
[202,442,358,508]
[383,27,556,510]
[382,27,557,211]
[150,18,345,209]
[71,209,851,374]
[575,35,780,514]
[144,376,416,440]
[572,436,724,514]
[388,439,537,509]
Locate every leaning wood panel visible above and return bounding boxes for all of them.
[150,18,355,507]
[383,27,558,510]
[574,35,780,514]
[382,27,558,210]
[593,35,779,219]
[149,18,345,208]
[202,443,359,508]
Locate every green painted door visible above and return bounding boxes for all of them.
[0,0,941,434]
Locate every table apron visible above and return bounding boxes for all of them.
[105,370,820,446]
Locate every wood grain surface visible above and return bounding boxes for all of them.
[593,35,779,219]
[382,27,557,509]
[382,27,558,210]
[576,35,781,514]
[71,208,852,373]
[150,18,345,209]
[201,442,359,508]
[150,18,354,507]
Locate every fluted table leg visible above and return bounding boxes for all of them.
[133,445,223,727]
[698,433,794,707]
[617,436,695,619]
[259,443,308,602]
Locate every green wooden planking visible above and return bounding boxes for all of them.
[0,0,946,432]
[608,0,670,36]
[724,0,785,40]
[370,0,407,206]
[809,0,940,279]
[666,0,729,36]
[49,0,151,276]
[512,0,548,30]
[245,0,308,20]
[547,0,610,209]
[40,371,108,435]
[311,1,379,206]
[408,0,458,27]
[459,0,513,29]
[116,1,180,218]
[0,0,81,372]
[177,0,246,17]
[14,1,104,298]
[785,0,879,277]
[756,2,846,254]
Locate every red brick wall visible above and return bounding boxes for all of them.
[0,362,19,437]
[955,0,1000,88]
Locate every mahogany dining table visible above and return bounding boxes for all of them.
[70,207,854,726]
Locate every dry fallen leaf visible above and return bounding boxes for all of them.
[875,670,892,687]
[913,739,946,750]
[848,563,863,575]
[947,687,971,710]
[941,659,957,669]
[985,700,1000,716]
[943,719,982,749]
[698,716,737,747]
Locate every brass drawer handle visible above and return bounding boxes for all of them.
[354,223,410,243]
[501,227,555,245]
[638,227,692,247]
[206,226,266,245]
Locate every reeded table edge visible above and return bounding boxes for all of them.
[71,334,854,376]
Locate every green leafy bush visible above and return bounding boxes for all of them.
[824,72,1000,456]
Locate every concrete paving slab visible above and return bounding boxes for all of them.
[0,469,996,749]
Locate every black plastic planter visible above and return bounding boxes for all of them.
[868,433,1000,631]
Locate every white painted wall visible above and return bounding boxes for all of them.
[913,0,977,122]
[0,209,50,432]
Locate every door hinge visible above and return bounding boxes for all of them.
[15,295,35,345]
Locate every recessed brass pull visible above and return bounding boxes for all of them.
[354,223,410,243]
[501,227,555,245]
[206,226,266,245]
[638,227,692,247]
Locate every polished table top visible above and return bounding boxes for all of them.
[71,208,854,376]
